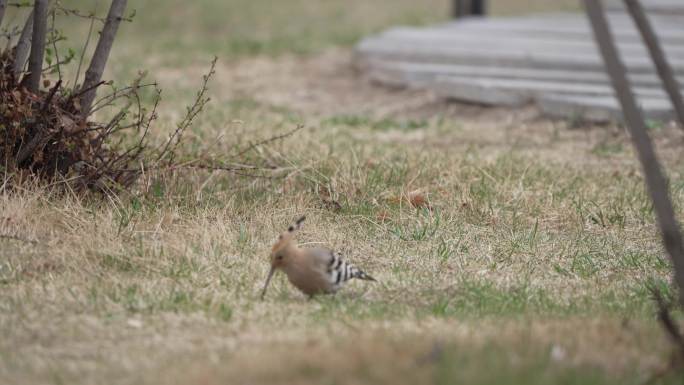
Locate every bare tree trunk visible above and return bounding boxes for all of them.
[584,0,684,307]
[21,0,47,93]
[12,11,33,78]
[79,0,127,116]
[452,0,465,18]
[471,0,486,16]
[624,0,684,129]
[0,0,7,28]
[452,0,486,18]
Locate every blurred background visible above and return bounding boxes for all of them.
[6,0,580,62]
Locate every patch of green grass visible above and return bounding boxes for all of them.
[646,119,665,131]
[323,114,428,131]
[97,253,136,273]
[312,296,402,321]
[618,250,669,271]
[421,276,675,320]
[591,140,624,157]
[428,280,560,318]
[390,209,442,242]
[432,343,664,385]
[89,282,235,322]
[288,277,671,324]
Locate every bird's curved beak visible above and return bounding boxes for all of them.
[260,265,276,300]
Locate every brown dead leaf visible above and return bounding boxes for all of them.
[376,210,391,222]
[385,189,433,210]
[408,190,431,210]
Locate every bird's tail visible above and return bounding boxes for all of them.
[352,268,377,282]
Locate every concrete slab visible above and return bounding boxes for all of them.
[355,6,684,122]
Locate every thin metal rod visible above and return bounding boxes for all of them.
[584,0,684,306]
[624,0,684,129]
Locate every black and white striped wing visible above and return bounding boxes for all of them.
[326,251,375,291]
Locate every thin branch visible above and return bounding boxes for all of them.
[1,25,19,49]
[55,4,105,22]
[584,0,684,306]
[79,0,127,116]
[49,6,61,81]
[232,124,303,159]
[87,81,156,113]
[72,0,99,90]
[15,128,51,164]
[15,83,61,166]
[41,54,74,74]
[651,287,684,354]
[156,56,217,163]
[41,79,61,112]
[22,0,48,93]
[66,79,105,105]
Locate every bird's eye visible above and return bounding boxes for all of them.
[276,255,284,260]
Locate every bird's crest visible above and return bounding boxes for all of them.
[271,215,305,253]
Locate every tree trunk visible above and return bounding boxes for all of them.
[12,11,33,78]
[471,0,486,16]
[0,0,7,28]
[584,0,684,307]
[624,0,684,129]
[21,0,48,93]
[79,0,127,116]
[452,0,465,18]
[452,0,486,18]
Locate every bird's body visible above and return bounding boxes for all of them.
[261,217,376,298]
[283,247,375,296]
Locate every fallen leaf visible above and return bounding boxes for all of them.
[408,189,431,209]
[376,210,391,222]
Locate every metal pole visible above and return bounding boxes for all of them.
[585,0,684,306]
[624,0,684,129]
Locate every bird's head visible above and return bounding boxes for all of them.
[261,215,305,299]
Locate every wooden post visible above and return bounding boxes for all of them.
[584,0,684,306]
[80,0,127,116]
[22,0,47,93]
[624,0,684,129]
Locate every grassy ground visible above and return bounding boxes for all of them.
[2,1,684,384]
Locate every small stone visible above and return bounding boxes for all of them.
[127,318,143,329]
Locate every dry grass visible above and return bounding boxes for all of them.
[2,1,684,384]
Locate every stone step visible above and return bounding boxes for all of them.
[362,60,684,88]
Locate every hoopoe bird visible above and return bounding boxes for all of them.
[261,216,376,299]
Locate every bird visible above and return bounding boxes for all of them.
[260,216,376,299]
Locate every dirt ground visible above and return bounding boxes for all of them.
[154,48,684,170]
